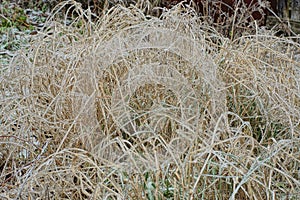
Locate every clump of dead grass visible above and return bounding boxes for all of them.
[0,2,299,200]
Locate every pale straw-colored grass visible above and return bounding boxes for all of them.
[0,1,299,199]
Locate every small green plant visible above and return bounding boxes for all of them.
[0,2,28,32]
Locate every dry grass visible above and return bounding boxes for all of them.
[1,1,300,200]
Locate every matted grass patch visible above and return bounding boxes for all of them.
[1,2,299,199]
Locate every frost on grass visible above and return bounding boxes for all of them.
[0,3,299,200]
